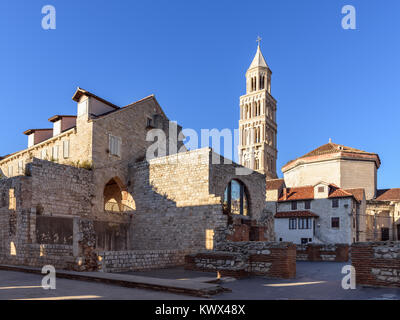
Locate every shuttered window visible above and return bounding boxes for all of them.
[18,160,24,174]
[63,140,70,158]
[8,166,13,177]
[109,135,122,157]
[41,149,47,160]
[52,145,59,160]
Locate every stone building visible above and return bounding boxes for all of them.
[239,44,278,179]
[278,141,400,242]
[0,84,275,271]
[268,180,365,244]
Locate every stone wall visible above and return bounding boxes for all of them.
[352,241,400,288]
[128,148,273,252]
[296,244,349,262]
[97,249,190,273]
[0,244,74,269]
[28,158,94,218]
[185,241,296,279]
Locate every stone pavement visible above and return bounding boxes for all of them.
[1,262,400,300]
[0,264,226,298]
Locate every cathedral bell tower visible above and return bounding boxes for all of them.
[239,38,278,179]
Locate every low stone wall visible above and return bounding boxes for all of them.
[185,241,296,279]
[296,244,349,262]
[0,244,74,269]
[97,250,190,273]
[352,241,400,288]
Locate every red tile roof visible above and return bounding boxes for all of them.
[282,142,380,170]
[266,178,285,190]
[275,211,319,218]
[279,186,314,201]
[375,189,400,201]
[344,188,365,202]
[278,184,359,202]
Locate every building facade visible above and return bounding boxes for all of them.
[272,182,364,244]
[0,84,275,270]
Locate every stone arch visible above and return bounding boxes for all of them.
[103,177,135,213]
[222,179,250,217]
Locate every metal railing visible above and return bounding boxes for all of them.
[104,202,135,214]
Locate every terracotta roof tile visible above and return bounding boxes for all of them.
[275,211,319,218]
[375,189,400,201]
[344,188,365,202]
[278,186,314,201]
[283,142,380,169]
[266,178,285,190]
[278,184,357,202]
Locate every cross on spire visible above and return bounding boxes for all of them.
[256,36,262,47]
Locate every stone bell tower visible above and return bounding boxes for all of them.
[239,38,277,179]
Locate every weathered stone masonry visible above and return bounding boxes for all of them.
[185,241,296,279]
[296,244,349,262]
[352,241,400,288]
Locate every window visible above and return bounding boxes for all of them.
[18,160,24,175]
[41,149,47,160]
[146,117,153,128]
[109,135,122,157]
[9,189,16,210]
[63,140,70,159]
[54,121,61,136]
[289,218,297,230]
[299,218,311,230]
[291,201,297,210]
[301,238,308,244]
[332,198,339,208]
[52,145,59,160]
[318,186,325,193]
[305,200,311,210]
[331,217,340,228]
[205,229,214,250]
[78,100,88,116]
[223,180,249,216]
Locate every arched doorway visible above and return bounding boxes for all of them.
[103,177,135,213]
[223,179,249,216]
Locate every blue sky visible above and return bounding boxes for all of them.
[0,0,399,188]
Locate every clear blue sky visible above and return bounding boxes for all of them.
[1,0,399,188]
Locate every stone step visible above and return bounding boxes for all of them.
[0,264,229,298]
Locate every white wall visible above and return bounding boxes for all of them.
[275,218,314,244]
[276,197,355,244]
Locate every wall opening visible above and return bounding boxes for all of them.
[103,178,135,213]
[223,179,249,216]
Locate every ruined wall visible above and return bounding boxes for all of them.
[129,149,227,251]
[296,244,349,262]
[28,158,94,218]
[128,148,273,252]
[352,241,400,288]
[97,249,190,273]
[185,241,296,279]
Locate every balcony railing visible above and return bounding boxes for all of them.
[104,202,135,214]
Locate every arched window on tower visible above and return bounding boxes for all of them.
[223,179,249,216]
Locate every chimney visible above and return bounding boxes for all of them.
[283,188,287,200]
[48,115,77,136]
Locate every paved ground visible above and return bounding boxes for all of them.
[128,262,400,300]
[1,262,399,300]
[0,270,202,300]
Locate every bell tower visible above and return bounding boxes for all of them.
[239,38,277,179]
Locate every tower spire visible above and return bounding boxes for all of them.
[256,35,262,47]
[239,41,277,179]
